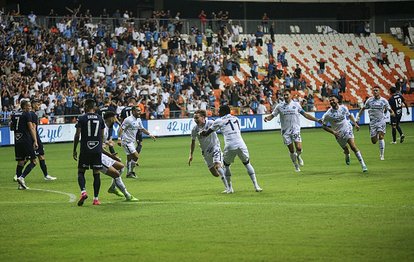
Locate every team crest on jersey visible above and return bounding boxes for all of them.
[15,133,22,140]
[87,141,99,150]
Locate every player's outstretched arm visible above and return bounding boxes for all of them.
[264,114,274,122]
[117,126,124,146]
[142,128,156,141]
[349,114,360,131]
[188,140,195,166]
[301,111,322,124]
[355,107,365,123]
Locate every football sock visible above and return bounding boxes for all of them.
[355,151,366,167]
[217,167,229,190]
[77,171,86,191]
[130,160,137,173]
[109,146,116,154]
[21,162,36,178]
[126,160,131,173]
[290,152,298,165]
[245,163,259,188]
[16,165,24,177]
[119,167,124,176]
[114,177,130,198]
[224,165,233,189]
[392,128,397,142]
[396,126,403,136]
[39,159,48,177]
[379,139,385,157]
[93,173,101,198]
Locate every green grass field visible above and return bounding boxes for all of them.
[1,123,414,261]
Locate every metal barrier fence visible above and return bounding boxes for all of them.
[0,14,375,35]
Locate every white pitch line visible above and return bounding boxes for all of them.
[29,188,77,203]
[0,187,76,203]
[106,200,414,209]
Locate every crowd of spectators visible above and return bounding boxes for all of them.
[0,8,322,125]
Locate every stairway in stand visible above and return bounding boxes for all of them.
[378,33,414,59]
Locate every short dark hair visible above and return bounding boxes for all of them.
[390,86,397,94]
[103,111,116,120]
[21,100,30,109]
[219,105,230,116]
[31,99,40,105]
[84,99,96,110]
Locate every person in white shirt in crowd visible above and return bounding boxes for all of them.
[321,95,368,172]
[200,105,262,193]
[264,89,322,172]
[189,109,230,193]
[356,86,395,160]
[256,100,267,114]
[117,106,156,178]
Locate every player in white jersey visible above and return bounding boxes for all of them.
[264,89,322,172]
[102,111,138,201]
[200,105,262,193]
[321,95,367,172]
[356,86,395,160]
[188,110,230,193]
[117,106,156,178]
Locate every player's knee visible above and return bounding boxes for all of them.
[242,159,250,165]
[223,161,231,167]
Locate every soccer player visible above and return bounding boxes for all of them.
[321,95,368,172]
[102,111,138,202]
[264,89,322,172]
[30,100,57,181]
[73,99,105,206]
[200,105,262,193]
[356,86,395,160]
[117,106,156,179]
[119,97,144,178]
[188,109,230,193]
[10,100,38,190]
[97,97,118,154]
[388,87,410,144]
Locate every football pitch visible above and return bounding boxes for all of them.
[1,123,413,261]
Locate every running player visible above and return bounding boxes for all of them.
[356,86,395,160]
[388,87,410,144]
[117,106,156,179]
[200,105,262,193]
[321,95,368,172]
[188,109,230,193]
[119,97,144,178]
[10,100,38,189]
[264,89,322,172]
[73,99,105,206]
[102,111,138,202]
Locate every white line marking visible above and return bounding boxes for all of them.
[0,187,76,203]
[104,200,414,209]
[29,188,77,203]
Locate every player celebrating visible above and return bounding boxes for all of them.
[388,87,410,144]
[356,86,395,160]
[188,109,230,193]
[73,99,106,206]
[117,106,156,179]
[30,100,57,181]
[102,111,138,202]
[200,105,262,193]
[264,89,322,172]
[10,100,38,189]
[119,97,144,178]
[321,95,368,172]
